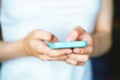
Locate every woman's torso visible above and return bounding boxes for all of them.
[0,0,101,80]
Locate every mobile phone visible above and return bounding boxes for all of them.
[48,41,88,49]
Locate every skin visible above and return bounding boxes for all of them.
[0,0,113,66]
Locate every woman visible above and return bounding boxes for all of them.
[0,0,113,80]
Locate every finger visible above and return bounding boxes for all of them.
[68,54,89,62]
[73,48,83,54]
[66,26,86,41]
[73,46,93,55]
[76,62,86,66]
[38,54,51,61]
[46,48,72,57]
[36,41,72,57]
[38,55,68,61]
[51,56,68,61]
[66,59,78,65]
[31,29,59,42]
[79,32,93,47]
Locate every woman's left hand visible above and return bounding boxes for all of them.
[65,26,94,66]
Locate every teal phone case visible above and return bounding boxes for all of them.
[48,41,87,49]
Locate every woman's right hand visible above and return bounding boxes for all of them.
[22,29,72,61]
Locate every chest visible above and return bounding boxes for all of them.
[2,0,101,21]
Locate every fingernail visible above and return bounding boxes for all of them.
[66,59,77,65]
[74,50,80,54]
[53,37,58,42]
[66,36,73,41]
[66,50,72,54]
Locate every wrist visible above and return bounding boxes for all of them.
[0,40,28,62]
[6,40,28,58]
[17,39,34,57]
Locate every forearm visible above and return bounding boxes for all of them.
[92,32,112,57]
[0,40,27,62]
[91,0,113,57]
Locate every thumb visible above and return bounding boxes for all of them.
[66,26,86,41]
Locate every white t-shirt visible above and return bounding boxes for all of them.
[0,0,101,80]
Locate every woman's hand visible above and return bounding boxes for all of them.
[65,26,94,66]
[22,29,72,61]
